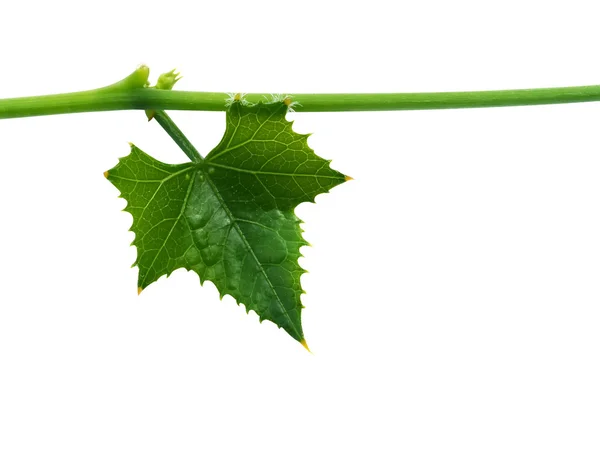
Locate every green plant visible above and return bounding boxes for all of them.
[2,65,599,349]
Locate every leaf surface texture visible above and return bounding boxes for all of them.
[107,101,347,342]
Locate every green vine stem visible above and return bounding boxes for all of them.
[2,66,600,119]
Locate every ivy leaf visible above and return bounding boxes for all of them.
[105,101,348,346]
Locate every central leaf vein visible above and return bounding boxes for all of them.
[203,172,300,338]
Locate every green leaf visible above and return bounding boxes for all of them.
[106,101,348,345]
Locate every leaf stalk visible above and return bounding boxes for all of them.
[153,111,203,162]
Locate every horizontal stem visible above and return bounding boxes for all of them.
[3,77,600,119]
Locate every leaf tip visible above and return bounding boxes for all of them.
[225,92,252,108]
[137,286,143,296]
[283,95,301,113]
[103,171,109,179]
[300,339,312,353]
[345,175,354,181]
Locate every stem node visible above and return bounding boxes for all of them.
[106,65,150,92]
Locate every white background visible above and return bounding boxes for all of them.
[1,0,600,448]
